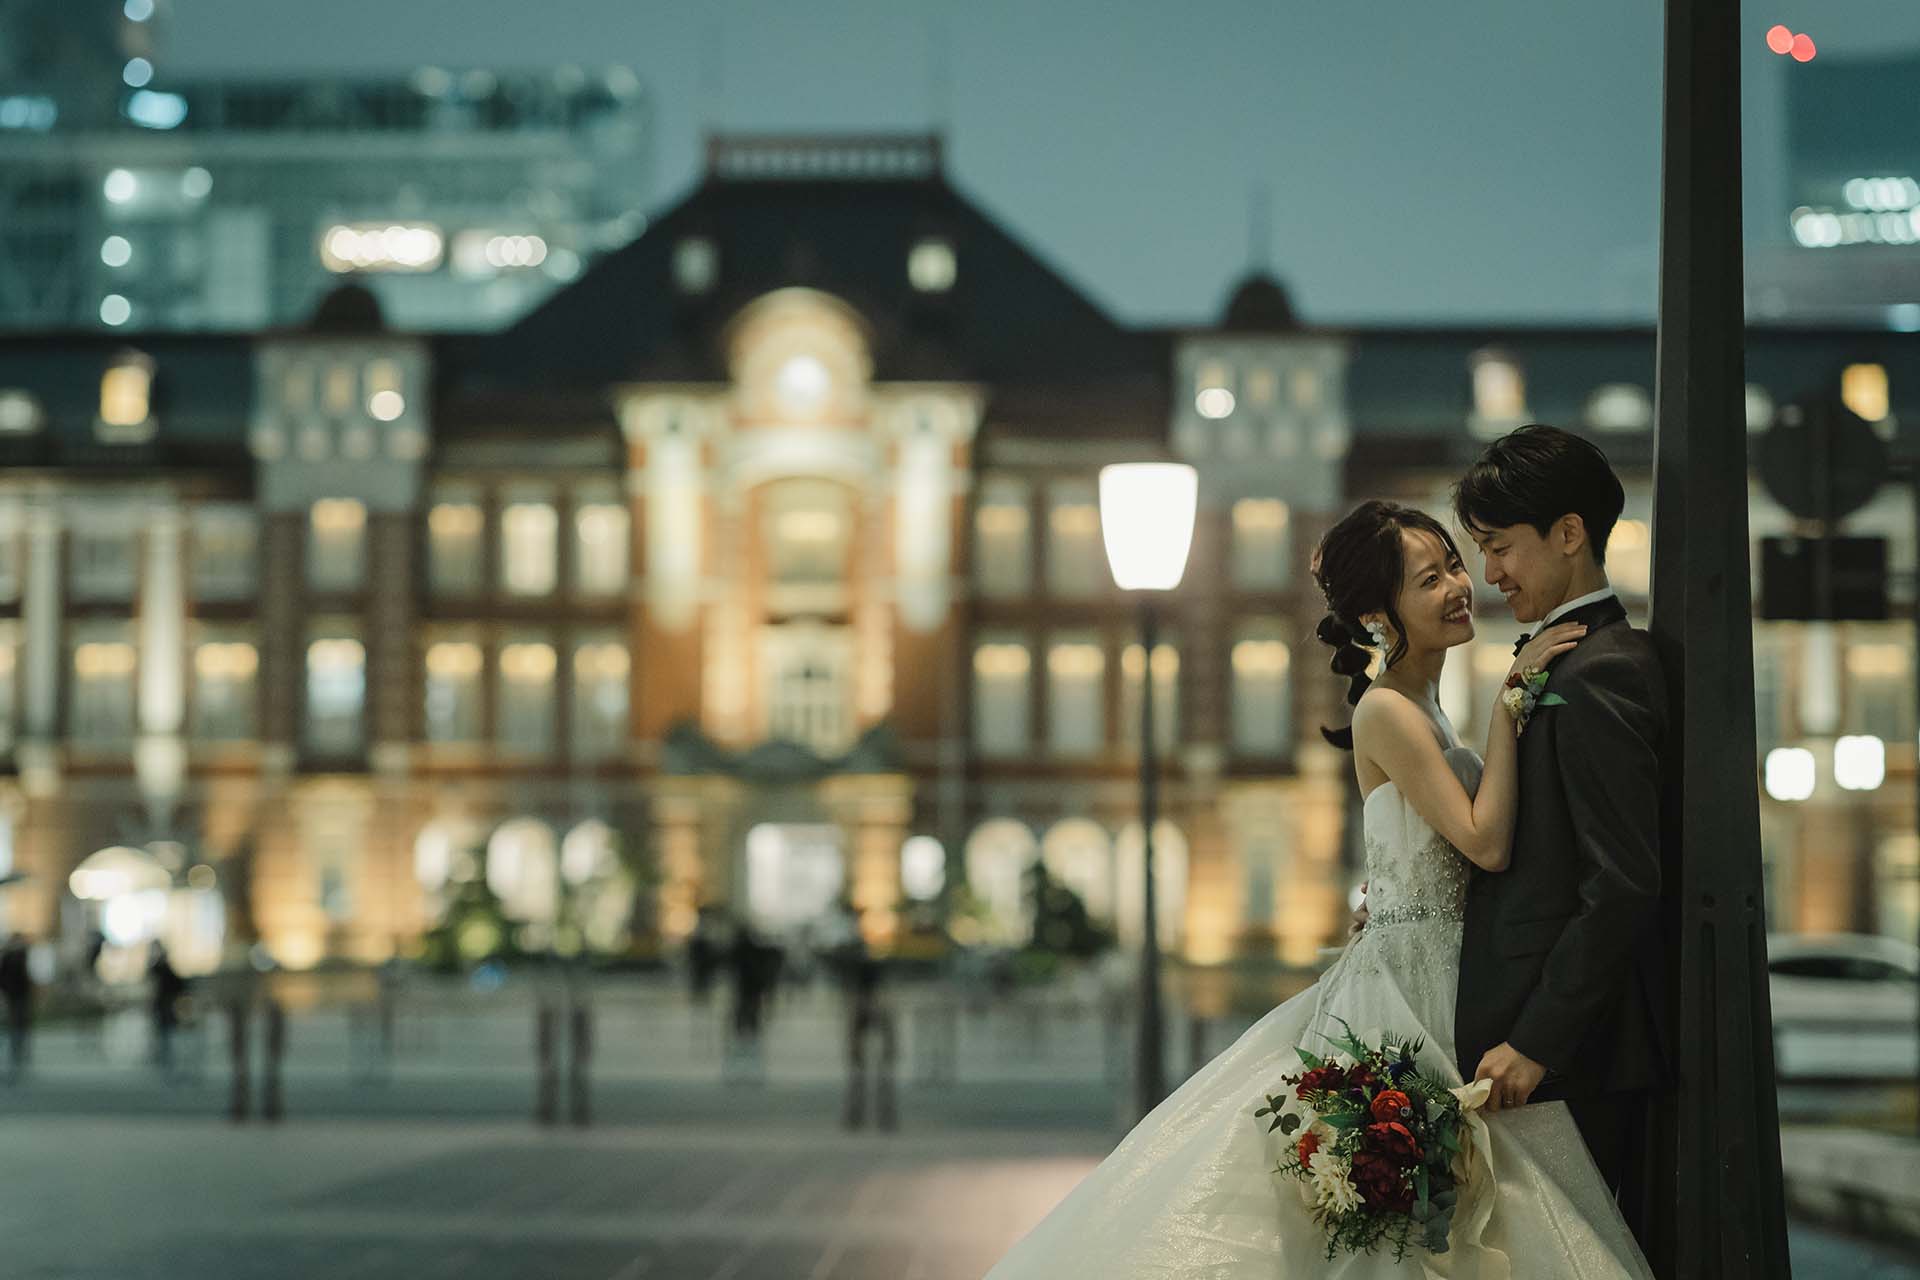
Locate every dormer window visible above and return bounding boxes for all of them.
[1842,363,1890,423]
[1469,350,1526,438]
[0,391,43,435]
[96,352,155,444]
[908,238,956,292]
[674,236,717,294]
[1585,383,1652,433]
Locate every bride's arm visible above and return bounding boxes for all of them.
[1352,624,1585,873]
[1353,691,1514,871]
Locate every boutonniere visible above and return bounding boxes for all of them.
[1501,667,1567,735]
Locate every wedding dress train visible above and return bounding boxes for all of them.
[987,747,1653,1280]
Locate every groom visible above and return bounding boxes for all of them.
[1451,425,1669,1239]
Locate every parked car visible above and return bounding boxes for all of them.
[1767,932,1918,1079]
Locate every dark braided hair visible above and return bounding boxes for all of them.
[1310,500,1465,749]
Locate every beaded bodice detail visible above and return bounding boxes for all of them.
[1359,745,1481,928]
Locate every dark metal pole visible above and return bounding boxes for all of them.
[1647,0,1792,1274]
[1910,471,1920,1142]
[1135,598,1165,1118]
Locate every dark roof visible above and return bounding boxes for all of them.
[0,332,254,471]
[441,159,1169,440]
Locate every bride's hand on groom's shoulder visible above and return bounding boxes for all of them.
[1510,623,1588,681]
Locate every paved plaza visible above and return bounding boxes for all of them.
[1,1099,1916,1278]
[1,993,1915,1278]
[0,1112,1101,1280]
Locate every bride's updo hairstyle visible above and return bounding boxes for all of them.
[1310,499,1465,749]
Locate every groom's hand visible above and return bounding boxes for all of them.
[1348,882,1368,937]
[1473,1042,1546,1111]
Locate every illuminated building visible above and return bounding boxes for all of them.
[0,135,1917,978]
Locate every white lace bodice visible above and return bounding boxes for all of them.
[1360,745,1481,929]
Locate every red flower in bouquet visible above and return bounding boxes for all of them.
[1369,1089,1413,1123]
[1350,1151,1415,1214]
[1363,1120,1423,1164]
[1257,1021,1483,1261]
[1295,1065,1347,1099]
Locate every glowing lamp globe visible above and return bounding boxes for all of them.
[1099,463,1198,591]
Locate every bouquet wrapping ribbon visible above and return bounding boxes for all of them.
[1422,1077,1511,1280]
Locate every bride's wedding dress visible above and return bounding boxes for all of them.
[987,747,1653,1279]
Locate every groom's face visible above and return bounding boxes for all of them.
[1467,522,1574,625]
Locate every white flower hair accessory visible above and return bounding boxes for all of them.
[1364,620,1389,649]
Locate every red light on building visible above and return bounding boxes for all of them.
[1791,33,1817,62]
[1766,24,1794,54]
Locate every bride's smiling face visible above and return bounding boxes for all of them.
[1384,528,1475,654]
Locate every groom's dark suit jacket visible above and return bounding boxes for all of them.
[1454,594,1671,1103]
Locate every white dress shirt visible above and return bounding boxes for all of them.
[1540,585,1618,628]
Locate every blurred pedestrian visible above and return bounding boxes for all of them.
[725,924,781,1080]
[0,932,32,1083]
[686,907,724,1006]
[149,941,187,1075]
[840,932,897,1131]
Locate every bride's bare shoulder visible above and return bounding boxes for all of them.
[1351,685,1425,738]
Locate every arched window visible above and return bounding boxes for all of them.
[562,819,636,953]
[964,820,1038,944]
[1041,819,1114,923]
[1114,820,1188,950]
[561,819,619,887]
[485,819,560,924]
[97,351,155,443]
[900,835,946,901]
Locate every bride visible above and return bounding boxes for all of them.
[986,500,1653,1279]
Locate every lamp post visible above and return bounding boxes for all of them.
[1098,462,1198,1121]
[1647,0,1791,1270]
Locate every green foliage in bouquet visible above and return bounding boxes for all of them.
[1254,1017,1479,1260]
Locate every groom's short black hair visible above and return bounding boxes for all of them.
[1452,424,1625,564]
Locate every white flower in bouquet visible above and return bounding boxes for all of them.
[1307,1151,1361,1215]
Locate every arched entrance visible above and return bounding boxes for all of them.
[742,822,845,933]
[964,819,1038,944]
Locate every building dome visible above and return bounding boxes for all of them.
[1220,272,1297,332]
[308,282,387,333]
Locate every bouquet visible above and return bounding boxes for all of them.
[1254,1019,1490,1260]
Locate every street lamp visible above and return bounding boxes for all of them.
[1098,462,1198,1120]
